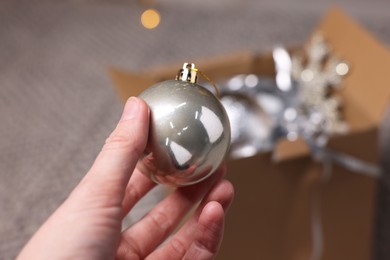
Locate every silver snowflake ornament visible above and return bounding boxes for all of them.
[289,33,349,143]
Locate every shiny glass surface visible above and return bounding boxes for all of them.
[139,80,231,186]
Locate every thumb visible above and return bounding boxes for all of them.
[16,98,150,260]
[71,97,150,208]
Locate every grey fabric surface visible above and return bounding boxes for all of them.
[1,1,390,259]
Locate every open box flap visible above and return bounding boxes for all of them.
[109,8,390,163]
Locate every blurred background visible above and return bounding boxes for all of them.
[1,0,390,259]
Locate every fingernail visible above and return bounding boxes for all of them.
[121,97,140,120]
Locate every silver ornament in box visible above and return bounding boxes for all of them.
[138,63,231,186]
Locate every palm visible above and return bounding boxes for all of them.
[17,98,233,260]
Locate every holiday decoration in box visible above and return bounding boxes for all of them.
[109,8,390,260]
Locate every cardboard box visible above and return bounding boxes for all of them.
[109,8,390,260]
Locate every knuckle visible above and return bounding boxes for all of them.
[212,179,235,210]
[105,125,132,147]
[103,123,144,155]
[195,239,218,255]
[193,219,223,255]
[148,210,171,234]
[116,238,143,260]
[220,180,235,200]
[125,183,143,203]
[169,237,187,257]
[183,241,215,260]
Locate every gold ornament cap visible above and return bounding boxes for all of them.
[176,63,198,83]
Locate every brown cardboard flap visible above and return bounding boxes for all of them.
[109,51,263,97]
[148,51,258,82]
[327,127,379,164]
[109,8,390,161]
[109,68,157,103]
[108,51,258,104]
[273,137,311,162]
[265,7,390,160]
[317,8,390,131]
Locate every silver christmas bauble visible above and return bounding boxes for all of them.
[138,63,231,186]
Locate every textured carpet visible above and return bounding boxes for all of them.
[1,0,390,259]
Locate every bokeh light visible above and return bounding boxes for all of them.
[141,8,160,29]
